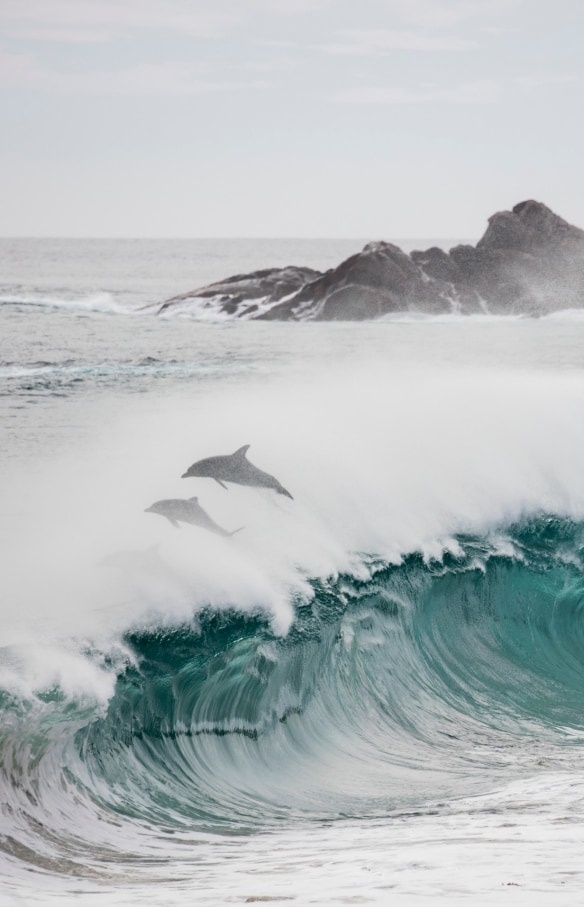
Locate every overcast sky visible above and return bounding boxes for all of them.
[1,0,583,238]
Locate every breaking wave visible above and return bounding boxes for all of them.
[2,515,584,880]
[0,290,128,314]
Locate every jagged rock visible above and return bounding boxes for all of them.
[156,201,584,320]
[261,242,454,320]
[410,246,459,283]
[449,201,584,313]
[479,199,584,252]
[157,266,321,319]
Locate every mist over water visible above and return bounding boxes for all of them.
[6,358,584,652]
[3,240,584,905]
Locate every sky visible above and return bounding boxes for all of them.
[1,0,583,238]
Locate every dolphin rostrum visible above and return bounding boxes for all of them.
[182,445,293,498]
[145,497,243,537]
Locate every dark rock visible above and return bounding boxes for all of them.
[156,200,584,320]
[411,246,459,283]
[479,199,584,252]
[157,266,321,318]
[316,285,397,321]
[451,200,584,313]
[263,241,454,320]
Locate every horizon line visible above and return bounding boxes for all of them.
[0,234,475,242]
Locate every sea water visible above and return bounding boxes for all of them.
[2,239,584,905]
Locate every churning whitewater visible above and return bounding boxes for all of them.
[3,243,584,904]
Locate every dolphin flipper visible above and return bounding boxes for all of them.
[215,478,229,490]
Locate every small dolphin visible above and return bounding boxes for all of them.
[182,445,293,499]
[145,497,242,537]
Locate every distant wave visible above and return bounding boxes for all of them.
[0,290,129,314]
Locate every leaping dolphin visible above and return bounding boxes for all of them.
[145,497,243,537]
[182,445,293,499]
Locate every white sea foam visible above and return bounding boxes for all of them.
[3,354,584,702]
[2,772,584,905]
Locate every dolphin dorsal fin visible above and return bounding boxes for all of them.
[188,496,198,503]
[233,444,250,459]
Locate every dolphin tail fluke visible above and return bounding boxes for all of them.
[227,526,245,537]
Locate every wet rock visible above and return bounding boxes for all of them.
[261,242,453,320]
[157,266,321,319]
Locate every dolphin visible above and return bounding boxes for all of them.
[145,497,243,537]
[182,445,293,499]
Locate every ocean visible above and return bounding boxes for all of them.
[2,238,584,906]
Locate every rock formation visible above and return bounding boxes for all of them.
[156,201,584,320]
[157,266,320,319]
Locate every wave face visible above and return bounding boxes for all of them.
[3,515,584,878]
[84,517,584,821]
